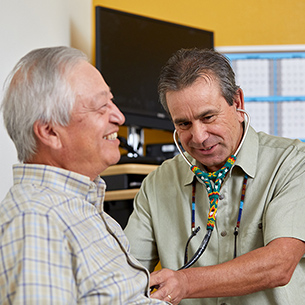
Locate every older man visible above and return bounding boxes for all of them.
[0,46,168,304]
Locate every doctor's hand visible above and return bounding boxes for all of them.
[149,268,189,305]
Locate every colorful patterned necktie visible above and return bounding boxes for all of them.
[190,155,236,230]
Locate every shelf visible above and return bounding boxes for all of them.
[101,163,158,176]
[104,188,140,201]
[101,163,159,201]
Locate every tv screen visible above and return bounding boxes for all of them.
[95,7,214,131]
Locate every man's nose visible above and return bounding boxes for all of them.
[191,122,209,144]
[111,103,125,126]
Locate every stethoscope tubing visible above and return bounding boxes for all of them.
[174,109,251,270]
[179,229,212,270]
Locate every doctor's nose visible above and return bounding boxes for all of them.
[191,123,209,144]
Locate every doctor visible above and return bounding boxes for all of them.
[124,48,305,305]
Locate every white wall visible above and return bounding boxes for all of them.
[0,0,92,200]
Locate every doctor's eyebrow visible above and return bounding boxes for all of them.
[173,109,216,125]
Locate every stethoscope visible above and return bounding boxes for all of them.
[173,109,251,270]
[173,109,250,169]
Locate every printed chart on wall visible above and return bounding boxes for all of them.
[226,52,305,141]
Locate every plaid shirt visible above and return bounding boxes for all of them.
[0,164,166,304]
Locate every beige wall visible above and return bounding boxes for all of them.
[0,0,73,200]
[0,0,93,200]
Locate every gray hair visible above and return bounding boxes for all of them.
[1,46,88,162]
[158,48,240,114]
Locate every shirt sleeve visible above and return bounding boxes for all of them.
[264,151,305,245]
[125,177,160,273]
[0,211,77,304]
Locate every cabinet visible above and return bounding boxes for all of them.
[100,163,158,228]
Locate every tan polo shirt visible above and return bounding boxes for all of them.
[125,126,305,305]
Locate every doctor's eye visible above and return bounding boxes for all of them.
[176,122,191,130]
[201,114,217,124]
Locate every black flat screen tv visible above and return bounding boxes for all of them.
[95,6,214,131]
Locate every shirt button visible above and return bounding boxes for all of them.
[220,231,227,237]
[219,194,225,200]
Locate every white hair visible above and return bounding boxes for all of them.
[1,46,88,162]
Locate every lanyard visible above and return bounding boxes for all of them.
[234,174,248,258]
[191,155,236,231]
[188,172,249,262]
[181,155,236,269]
[180,155,249,269]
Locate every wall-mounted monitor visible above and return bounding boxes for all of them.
[95,7,214,132]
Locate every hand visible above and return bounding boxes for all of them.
[149,268,188,305]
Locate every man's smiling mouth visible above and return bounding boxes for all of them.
[202,146,213,151]
[104,132,118,140]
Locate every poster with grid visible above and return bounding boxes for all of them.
[226,52,305,141]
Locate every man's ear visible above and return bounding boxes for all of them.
[233,88,245,110]
[33,120,62,149]
[233,88,245,122]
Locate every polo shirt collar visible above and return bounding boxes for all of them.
[234,125,258,179]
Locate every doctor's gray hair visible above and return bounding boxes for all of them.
[1,46,88,162]
[158,48,240,115]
